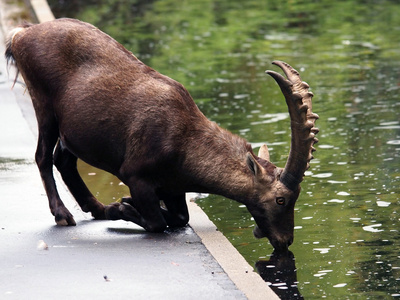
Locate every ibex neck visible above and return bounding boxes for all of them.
[184,122,254,203]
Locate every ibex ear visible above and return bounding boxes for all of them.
[246,152,264,178]
[258,144,270,161]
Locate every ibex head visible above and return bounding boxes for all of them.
[245,61,319,251]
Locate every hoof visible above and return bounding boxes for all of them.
[121,196,134,205]
[81,199,106,220]
[104,202,123,220]
[54,207,76,226]
[104,202,145,228]
[105,200,138,221]
[55,214,76,226]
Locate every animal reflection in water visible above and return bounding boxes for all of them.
[256,251,303,300]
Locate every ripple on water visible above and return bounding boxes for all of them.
[362,224,384,232]
[350,217,361,222]
[318,144,334,149]
[312,173,333,178]
[327,199,345,203]
[250,112,288,125]
[327,180,347,184]
[313,248,331,254]
[314,270,333,278]
[376,200,391,207]
[337,191,350,196]
[333,283,347,288]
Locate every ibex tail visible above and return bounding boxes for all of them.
[5,23,32,87]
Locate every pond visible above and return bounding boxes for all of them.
[48,0,400,298]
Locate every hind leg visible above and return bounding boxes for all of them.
[53,141,105,220]
[35,125,76,226]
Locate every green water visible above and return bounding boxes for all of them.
[49,0,400,298]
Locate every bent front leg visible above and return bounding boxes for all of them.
[105,179,167,233]
[105,200,147,227]
[158,192,189,228]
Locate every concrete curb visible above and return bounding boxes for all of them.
[188,199,278,299]
[6,1,278,299]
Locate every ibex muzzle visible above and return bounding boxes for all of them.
[5,19,318,251]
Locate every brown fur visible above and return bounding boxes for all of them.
[6,18,316,251]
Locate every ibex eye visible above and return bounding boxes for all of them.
[276,197,285,205]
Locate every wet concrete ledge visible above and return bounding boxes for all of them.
[1,1,279,299]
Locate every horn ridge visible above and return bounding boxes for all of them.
[267,61,319,191]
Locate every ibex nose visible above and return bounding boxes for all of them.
[271,236,293,252]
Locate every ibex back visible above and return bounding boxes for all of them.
[6,18,318,251]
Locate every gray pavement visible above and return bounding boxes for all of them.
[0,2,279,299]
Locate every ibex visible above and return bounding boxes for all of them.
[6,18,318,251]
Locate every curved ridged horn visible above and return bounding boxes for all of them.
[266,61,319,191]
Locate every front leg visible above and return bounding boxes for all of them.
[104,180,167,233]
[119,193,189,229]
[158,192,189,228]
[105,201,146,227]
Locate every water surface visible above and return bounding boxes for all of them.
[49,0,400,298]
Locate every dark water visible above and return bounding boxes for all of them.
[49,0,400,298]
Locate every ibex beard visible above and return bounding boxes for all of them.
[5,18,318,251]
